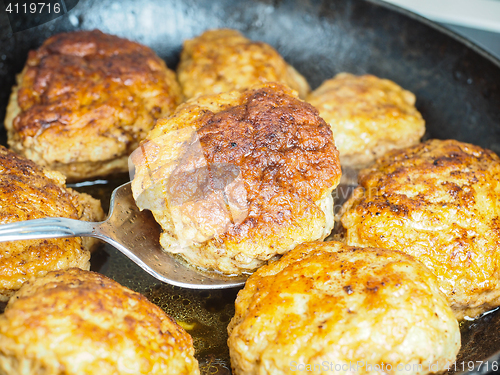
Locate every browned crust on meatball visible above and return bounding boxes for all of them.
[5,30,182,181]
[307,73,425,168]
[133,83,341,274]
[197,84,340,240]
[228,241,460,375]
[177,29,310,100]
[0,268,200,375]
[0,146,104,301]
[340,139,500,320]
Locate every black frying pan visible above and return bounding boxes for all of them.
[0,1,500,374]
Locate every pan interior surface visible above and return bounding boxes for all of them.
[1,0,500,373]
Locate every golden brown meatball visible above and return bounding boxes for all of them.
[131,83,341,274]
[177,29,310,100]
[227,241,460,375]
[0,268,200,375]
[341,139,500,320]
[5,30,182,181]
[0,146,104,301]
[307,73,425,168]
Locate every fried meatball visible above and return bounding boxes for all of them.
[0,146,104,301]
[227,241,460,375]
[131,83,341,274]
[307,73,425,168]
[5,30,182,181]
[177,29,310,100]
[0,268,199,375]
[340,139,500,320]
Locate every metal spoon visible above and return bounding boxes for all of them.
[0,182,247,289]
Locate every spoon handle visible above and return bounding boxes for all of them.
[0,217,97,242]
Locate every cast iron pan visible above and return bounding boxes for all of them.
[1,0,500,374]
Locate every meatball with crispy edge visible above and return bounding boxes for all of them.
[340,139,500,320]
[0,268,200,375]
[5,30,182,181]
[307,73,425,169]
[131,83,341,274]
[228,241,460,375]
[0,146,104,301]
[177,29,310,100]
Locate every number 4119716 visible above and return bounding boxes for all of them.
[6,3,61,14]
[448,361,499,372]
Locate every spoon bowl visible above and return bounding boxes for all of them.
[0,182,248,289]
